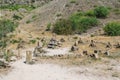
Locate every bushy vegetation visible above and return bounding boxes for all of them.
[0,4,36,11]
[52,6,111,35]
[53,19,73,35]
[0,19,18,48]
[0,41,7,48]
[53,11,98,35]
[104,22,120,36]
[94,6,109,18]
[0,19,18,39]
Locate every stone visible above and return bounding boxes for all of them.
[26,51,32,64]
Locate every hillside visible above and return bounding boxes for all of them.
[0,0,120,80]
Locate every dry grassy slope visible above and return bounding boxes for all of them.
[18,0,120,32]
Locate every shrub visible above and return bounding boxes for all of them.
[53,11,98,35]
[104,22,120,36]
[70,16,98,33]
[94,6,109,18]
[79,17,98,27]
[53,19,73,35]
[0,19,18,39]
[0,41,7,48]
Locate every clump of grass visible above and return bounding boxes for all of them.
[29,39,36,44]
[0,4,36,11]
[10,39,19,44]
[70,0,76,3]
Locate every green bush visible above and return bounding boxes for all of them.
[0,19,18,39]
[104,22,120,36]
[53,10,99,35]
[53,19,73,35]
[94,6,109,18]
[70,16,98,33]
[0,41,7,48]
[79,17,98,27]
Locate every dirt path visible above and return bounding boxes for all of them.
[0,48,120,80]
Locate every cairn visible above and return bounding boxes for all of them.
[48,38,58,49]
[104,50,110,56]
[78,38,83,44]
[71,45,79,51]
[89,40,96,47]
[115,42,120,48]
[33,41,45,57]
[60,38,65,42]
[106,42,112,48]
[74,41,78,46]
